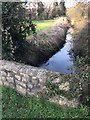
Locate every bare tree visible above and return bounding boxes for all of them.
[44,2,52,19]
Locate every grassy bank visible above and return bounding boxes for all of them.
[2,86,89,118]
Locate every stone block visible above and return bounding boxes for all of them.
[37,72,46,83]
[27,83,33,89]
[12,70,17,74]
[28,76,32,82]
[16,84,26,95]
[1,76,6,82]
[7,72,11,77]
[20,73,25,77]
[32,77,39,85]
[3,81,9,86]
[0,71,7,76]
[21,74,30,83]
[22,77,27,83]
[15,75,21,81]
[15,80,26,88]
[7,77,14,83]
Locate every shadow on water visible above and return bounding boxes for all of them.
[40,30,76,74]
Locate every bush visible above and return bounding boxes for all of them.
[2,2,35,62]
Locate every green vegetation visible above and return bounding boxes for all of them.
[33,20,54,32]
[45,81,75,100]
[74,56,90,106]
[67,1,89,108]
[2,2,35,62]
[2,86,89,118]
[1,1,90,119]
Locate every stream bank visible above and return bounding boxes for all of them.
[22,24,69,67]
[40,29,75,74]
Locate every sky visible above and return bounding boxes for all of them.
[39,0,76,8]
[27,0,76,8]
[62,0,76,8]
[42,0,89,8]
[21,0,89,8]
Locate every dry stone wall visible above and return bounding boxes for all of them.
[0,60,79,107]
[0,60,49,96]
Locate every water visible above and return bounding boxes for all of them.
[40,31,75,74]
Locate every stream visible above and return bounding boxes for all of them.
[40,30,76,74]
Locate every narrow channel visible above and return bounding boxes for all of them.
[40,30,76,74]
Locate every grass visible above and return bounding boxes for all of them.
[33,20,54,32]
[45,81,76,100]
[27,20,54,39]
[1,86,89,118]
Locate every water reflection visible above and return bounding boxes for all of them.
[40,32,75,74]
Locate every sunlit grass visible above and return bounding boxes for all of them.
[33,20,54,32]
[27,20,54,39]
[2,86,89,118]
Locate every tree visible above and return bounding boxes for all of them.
[37,1,45,20]
[2,2,35,62]
[26,2,37,20]
[51,1,59,18]
[44,3,52,20]
[75,2,87,17]
[51,0,66,18]
[58,0,66,16]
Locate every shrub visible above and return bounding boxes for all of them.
[2,2,35,62]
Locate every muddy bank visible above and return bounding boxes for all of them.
[22,24,68,66]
